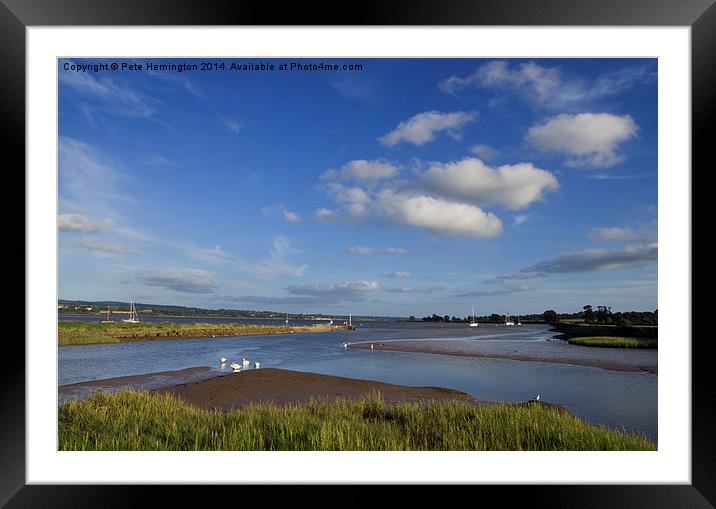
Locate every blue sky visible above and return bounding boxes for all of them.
[58,58,658,317]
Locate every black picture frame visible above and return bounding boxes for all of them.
[3,0,711,505]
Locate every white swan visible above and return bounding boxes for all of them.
[230,362,241,372]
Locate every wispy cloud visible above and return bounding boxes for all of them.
[286,280,380,301]
[385,286,442,294]
[590,227,637,241]
[378,111,477,146]
[135,269,217,294]
[439,60,656,110]
[261,204,301,223]
[348,246,407,255]
[251,236,307,278]
[330,74,380,102]
[60,66,157,118]
[59,213,113,233]
[455,284,533,298]
[225,120,242,134]
[72,237,137,256]
[469,144,500,160]
[493,243,658,282]
[513,214,529,226]
[381,271,411,278]
[141,154,173,167]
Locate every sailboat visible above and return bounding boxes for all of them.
[122,300,140,323]
[517,315,522,326]
[469,305,479,327]
[285,313,289,325]
[505,311,515,326]
[101,305,113,323]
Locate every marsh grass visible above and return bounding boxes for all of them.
[568,336,657,349]
[58,321,342,346]
[58,390,655,451]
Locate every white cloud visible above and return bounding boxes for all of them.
[378,110,477,146]
[439,61,561,105]
[59,213,113,232]
[591,227,636,241]
[421,157,558,210]
[315,208,339,222]
[525,113,638,168]
[376,190,503,238]
[348,246,407,255]
[283,210,300,223]
[262,204,301,223]
[469,144,500,160]
[321,160,398,184]
[381,271,412,279]
[286,280,380,301]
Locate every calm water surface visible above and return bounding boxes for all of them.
[58,318,658,441]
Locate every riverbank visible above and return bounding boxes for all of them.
[347,340,657,374]
[58,368,654,451]
[58,321,351,346]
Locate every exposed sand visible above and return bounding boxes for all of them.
[59,367,571,413]
[156,368,484,411]
[348,341,658,374]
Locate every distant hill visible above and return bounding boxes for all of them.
[57,299,402,321]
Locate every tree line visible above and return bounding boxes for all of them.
[411,306,657,326]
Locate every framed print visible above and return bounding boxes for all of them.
[4,0,713,505]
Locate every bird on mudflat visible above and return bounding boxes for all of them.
[254,361,260,369]
[242,358,250,369]
[230,362,241,372]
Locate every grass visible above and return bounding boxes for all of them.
[567,336,657,349]
[58,321,346,346]
[58,390,655,451]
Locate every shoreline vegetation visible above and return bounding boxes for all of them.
[58,321,353,346]
[58,368,655,451]
[567,336,658,349]
[549,323,658,349]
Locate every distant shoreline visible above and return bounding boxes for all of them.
[348,341,658,374]
[58,321,353,346]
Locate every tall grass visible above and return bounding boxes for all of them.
[58,390,655,451]
[58,321,343,346]
[568,336,657,349]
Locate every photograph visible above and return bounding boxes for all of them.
[56,56,659,452]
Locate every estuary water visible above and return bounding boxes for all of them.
[58,317,658,441]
